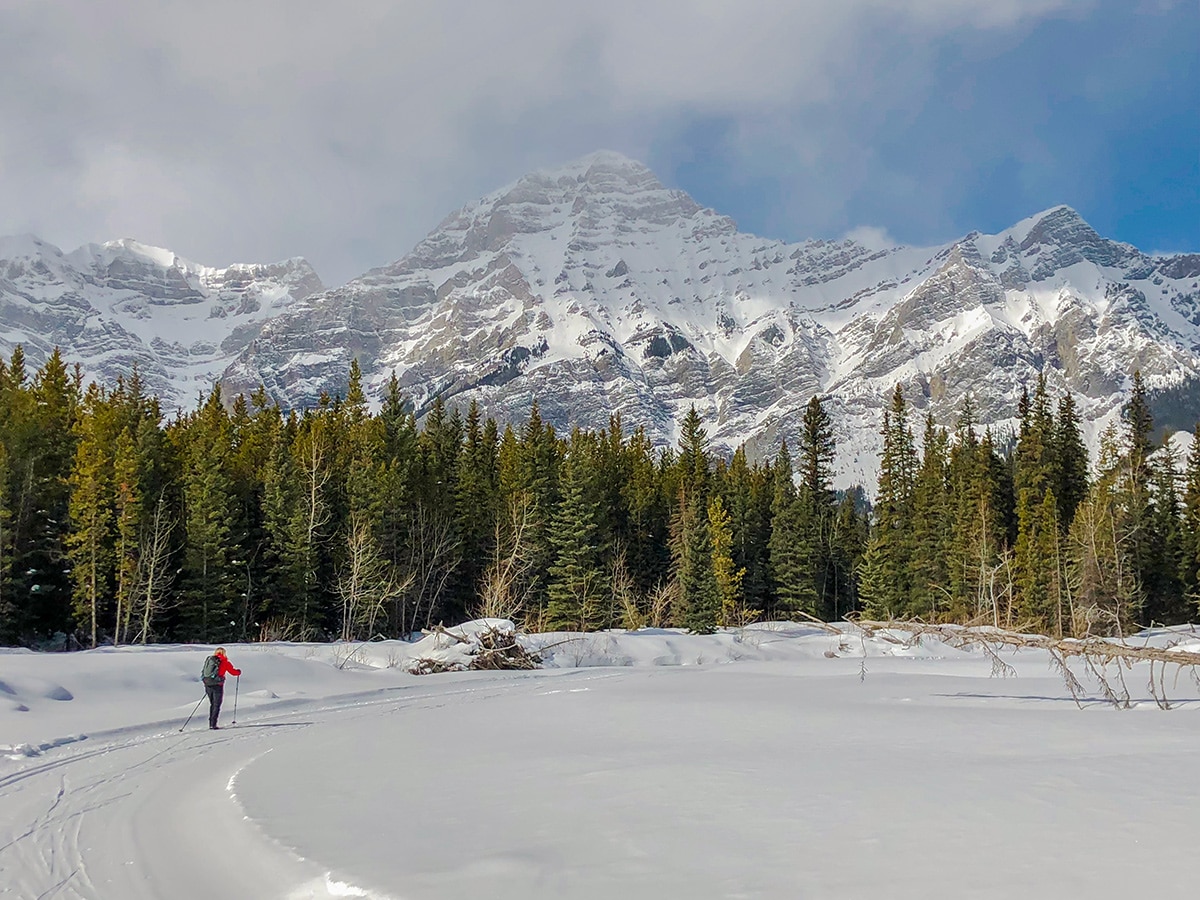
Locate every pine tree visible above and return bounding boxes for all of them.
[1052,392,1089,531]
[671,484,720,633]
[112,427,142,645]
[1144,440,1186,624]
[796,396,839,617]
[860,386,917,617]
[1014,374,1054,501]
[797,396,836,503]
[1068,422,1139,635]
[723,447,770,616]
[511,403,558,622]
[668,408,720,632]
[261,418,311,633]
[1181,423,1200,608]
[709,495,748,625]
[677,405,710,499]
[13,349,79,639]
[769,441,816,615]
[66,388,115,648]
[829,491,867,619]
[177,387,237,641]
[454,401,499,618]
[909,414,951,619]
[0,443,13,644]
[1121,371,1155,625]
[547,430,605,630]
[1014,488,1061,631]
[621,426,670,598]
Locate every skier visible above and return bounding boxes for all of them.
[201,647,241,730]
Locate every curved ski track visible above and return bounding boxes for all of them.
[0,673,606,899]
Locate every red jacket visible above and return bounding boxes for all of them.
[216,656,241,680]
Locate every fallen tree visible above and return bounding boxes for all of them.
[851,618,1200,710]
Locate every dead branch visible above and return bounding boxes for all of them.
[853,619,1200,667]
[409,623,541,674]
[852,618,1200,708]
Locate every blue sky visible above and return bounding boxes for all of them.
[0,1,1196,283]
[662,3,1199,255]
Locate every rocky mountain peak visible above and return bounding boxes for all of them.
[378,152,714,277]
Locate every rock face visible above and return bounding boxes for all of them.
[0,235,322,406]
[221,151,1200,486]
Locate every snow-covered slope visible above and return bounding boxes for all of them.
[222,152,1200,486]
[0,235,323,407]
[4,628,1200,899]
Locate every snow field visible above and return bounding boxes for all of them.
[3,624,1200,898]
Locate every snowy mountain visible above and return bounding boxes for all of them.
[221,151,1200,486]
[0,235,323,406]
[3,152,1198,485]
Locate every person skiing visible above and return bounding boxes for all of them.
[201,647,241,730]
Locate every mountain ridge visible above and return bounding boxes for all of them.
[3,152,1198,486]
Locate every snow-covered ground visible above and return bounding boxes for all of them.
[3,622,1200,899]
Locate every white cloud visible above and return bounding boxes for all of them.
[842,225,899,250]
[0,0,1090,283]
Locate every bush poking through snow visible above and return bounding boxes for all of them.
[405,620,541,675]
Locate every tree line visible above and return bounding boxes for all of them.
[0,347,1196,648]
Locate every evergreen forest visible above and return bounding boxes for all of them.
[1,346,1197,649]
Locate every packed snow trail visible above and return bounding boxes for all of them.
[1,719,322,897]
[0,672,575,899]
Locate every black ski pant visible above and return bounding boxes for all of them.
[205,683,224,728]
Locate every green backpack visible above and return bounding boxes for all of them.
[201,655,222,686]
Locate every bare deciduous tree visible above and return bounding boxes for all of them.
[647,579,677,629]
[476,493,536,623]
[338,513,411,641]
[129,492,176,645]
[400,503,460,635]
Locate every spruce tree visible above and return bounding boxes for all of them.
[796,396,839,618]
[1144,440,1186,624]
[724,447,770,615]
[1052,392,1089,531]
[1068,423,1140,634]
[547,430,605,630]
[621,426,670,597]
[677,405,710,499]
[66,387,115,648]
[14,349,79,639]
[709,494,748,625]
[177,387,237,641]
[0,444,13,644]
[671,485,720,633]
[860,386,917,617]
[451,401,498,612]
[1181,423,1200,607]
[1122,371,1156,625]
[769,441,816,616]
[512,403,559,622]
[112,427,142,645]
[909,413,950,619]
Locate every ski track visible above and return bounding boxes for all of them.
[0,670,620,899]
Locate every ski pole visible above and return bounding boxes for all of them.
[232,674,240,724]
[180,695,205,732]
